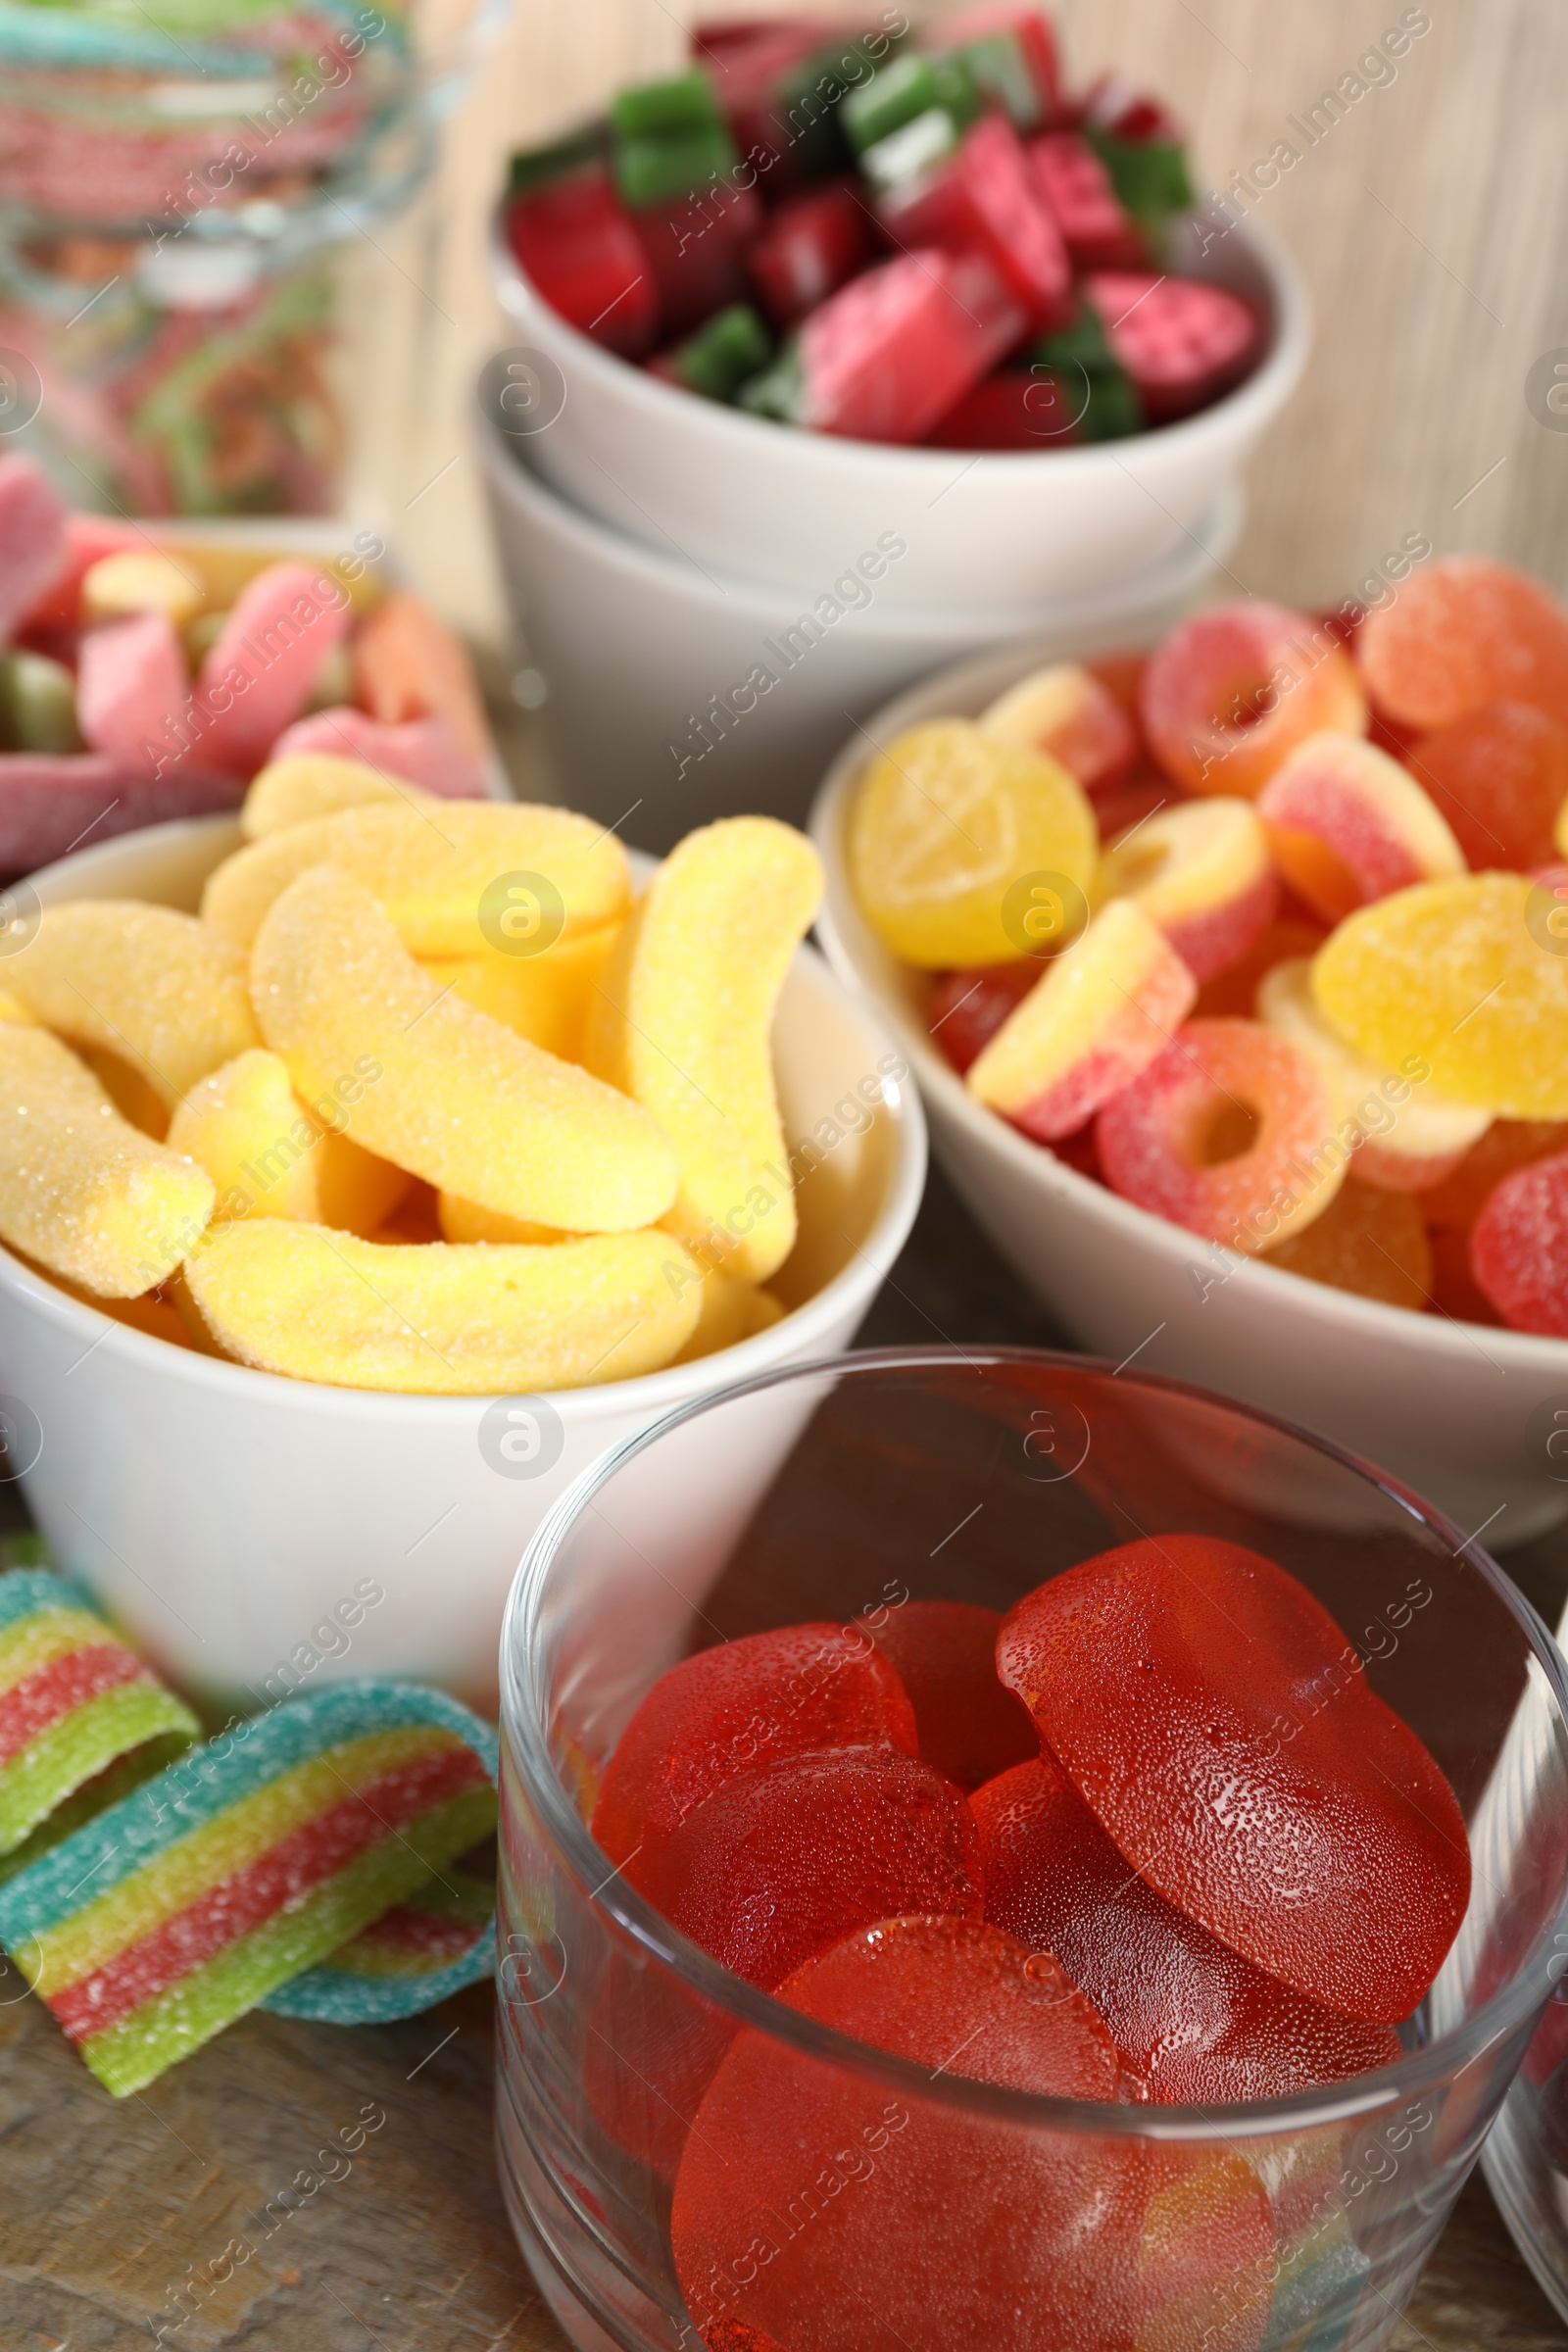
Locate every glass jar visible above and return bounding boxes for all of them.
[496,1348,1568,2352]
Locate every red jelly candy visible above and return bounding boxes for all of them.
[747,184,869,332]
[1030,130,1145,268]
[1357,557,1568,735]
[1406,700,1568,872]
[928,960,1039,1074]
[998,1538,1470,2023]
[796,249,1027,445]
[672,1916,1274,2352]
[506,167,661,357]
[1084,272,1258,424]
[590,1623,916,1871]
[925,370,1074,451]
[868,1600,1038,1789]
[972,1753,1402,2101]
[1470,1149,1568,1335]
[880,115,1072,330]
[628,1748,983,1988]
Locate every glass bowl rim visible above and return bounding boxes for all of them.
[501,1342,1568,2143]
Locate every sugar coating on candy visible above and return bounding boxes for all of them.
[0,455,68,641]
[967,898,1196,1141]
[582,817,821,1284]
[670,1269,786,1363]
[9,900,258,1106]
[1097,1017,1346,1253]
[927,960,1039,1074]
[1257,732,1465,924]
[865,1599,1037,1790]
[204,799,629,956]
[183,1220,700,1393]
[997,1536,1471,2022]
[972,1753,1402,2101]
[0,1025,214,1297]
[422,923,618,1061]
[980,661,1140,797]
[672,1915,1275,2352]
[1263,1178,1433,1311]
[849,718,1098,968]
[1085,271,1258,423]
[796,249,1027,444]
[627,1748,984,1988]
[590,1622,917,1870]
[1421,1118,1568,1229]
[1140,603,1368,800]
[194,562,353,775]
[250,867,675,1233]
[240,753,442,840]
[1470,1150,1568,1335]
[1257,958,1490,1191]
[436,1194,569,1245]
[270,709,490,802]
[1356,557,1568,735]
[1408,702,1568,872]
[166,1049,410,1239]
[75,612,190,773]
[1312,873,1568,1118]
[1098,797,1279,982]
[351,588,491,760]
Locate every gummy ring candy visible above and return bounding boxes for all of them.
[1470,1148,1568,1335]
[1097,796,1279,980]
[1139,602,1368,799]
[1256,731,1463,924]
[1096,1016,1346,1252]
[1356,556,1568,735]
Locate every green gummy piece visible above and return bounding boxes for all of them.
[951,29,1040,128]
[611,67,720,143]
[1079,368,1145,442]
[860,105,961,193]
[508,128,604,199]
[80,1781,498,2095]
[0,1680,200,1857]
[841,52,977,152]
[672,305,773,402]
[615,121,739,211]
[0,650,82,756]
[1033,300,1119,377]
[1085,127,1195,225]
[737,341,806,425]
[1031,302,1145,440]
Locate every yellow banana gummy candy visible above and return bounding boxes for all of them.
[0,1025,214,1296]
[437,1194,572,1246]
[583,817,821,1285]
[167,1049,410,1238]
[181,1221,702,1393]
[671,1268,786,1363]
[8,901,258,1105]
[240,753,439,840]
[252,866,676,1233]
[418,922,618,1061]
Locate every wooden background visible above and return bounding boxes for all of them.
[8,4,1568,2346]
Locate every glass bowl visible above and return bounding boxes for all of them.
[496,1347,1568,2352]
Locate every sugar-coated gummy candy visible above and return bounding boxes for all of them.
[626,1747,984,1989]
[203,799,629,956]
[583,817,821,1285]
[1098,797,1279,981]
[250,867,676,1234]
[0,1025,214,1298]
[1085,270,1259,423]
[967,898,1196,1142]
[671,1268,786,1363]
[10,901,258,1106]
[0,455,68,642]
[1194,912,1328,1020]
[1096,1017,1346,1253]
[972,1753,1402,2101]
[1356,557,1568,735]
[1428,1223,1502,1326]
[773,249,1027,445]
[166,1049,409,1239]
[240,753,441,840]
[927,960,1039,1073]
[1408,701,1568,872]
[193,563,353,775]
[980,661,1140,797]
[1140,604,1368,799]
[590,1623,917,1870]
[74,612,189,774]
[420,924,618,1063]
[1311,873,1568,1118]
[1257,958,1490,1192]
[1469,1150,1568,1335]
[848,718,1097,967]
[270,708,490,802]
[350,589,491,760]
[435,1193,568,1244]
[1420,1118,1568,1229]
[1262,1177,1433,1310]
[0,754,244,879]
[866,1600,1038,1790]
[997,1536,1471,2022]
[672,1915,1276,2352]
[1256,732,1464,924]
[80,550,206,631]
[182,1221,701,1393]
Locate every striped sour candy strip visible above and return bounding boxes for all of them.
[0,1655,498,2094]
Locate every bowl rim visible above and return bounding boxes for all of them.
[501,1341,1568,2140]
[805,640,1568,1381]
[487,192,1311,478]
[0,814,928,1422]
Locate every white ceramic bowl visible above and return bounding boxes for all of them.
[489,199,1307,613]
[473,384,1241,846]
[0,817,926,1717]
[808,642,1568,1550]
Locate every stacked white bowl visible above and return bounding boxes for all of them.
[476,205,1310,847]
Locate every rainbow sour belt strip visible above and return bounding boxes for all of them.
[0,1561,498,2093]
